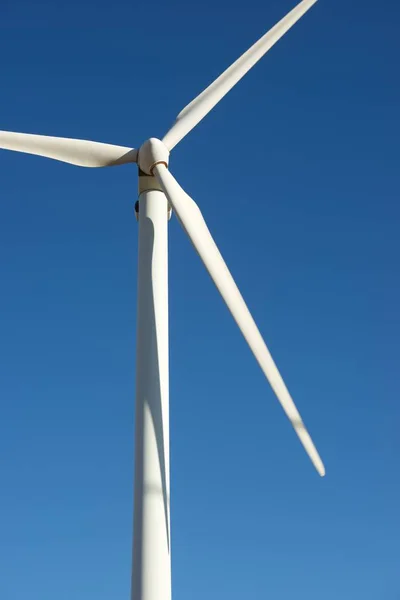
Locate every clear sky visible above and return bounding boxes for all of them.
[0,0,399,598]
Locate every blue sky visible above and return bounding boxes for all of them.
[1,0,399,598]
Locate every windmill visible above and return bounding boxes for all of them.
[0,1,324,599]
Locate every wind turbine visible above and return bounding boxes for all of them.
[0,0,324,598]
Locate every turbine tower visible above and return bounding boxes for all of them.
[0,2,324,599]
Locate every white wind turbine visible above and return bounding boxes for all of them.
[0,1,324,598]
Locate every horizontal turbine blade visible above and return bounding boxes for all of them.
[162,0,318,151]
[153,163,325,476]
[0,131,138,167]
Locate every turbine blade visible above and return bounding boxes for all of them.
[0,131,138,167]
[162,0,318,151]
[153,163,325,476]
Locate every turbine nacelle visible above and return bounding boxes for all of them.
[138,138,170,175]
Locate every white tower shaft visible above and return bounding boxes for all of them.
[132,187,171,600]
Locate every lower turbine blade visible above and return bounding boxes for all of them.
[0,131,138,167]
[153,163,325,476]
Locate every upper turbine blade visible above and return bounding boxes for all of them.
[162,0,318,151]
[153,163,325,476]
[0,131,138,167]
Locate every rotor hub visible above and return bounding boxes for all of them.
[138,138,169,175]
